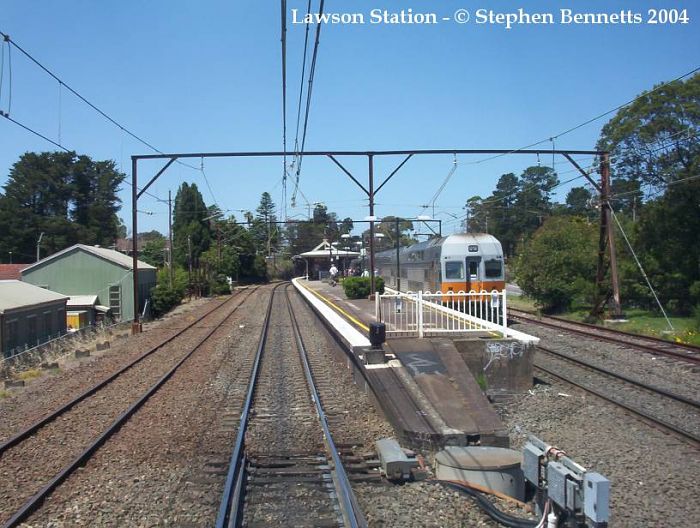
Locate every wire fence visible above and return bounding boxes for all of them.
[1,319,132,379]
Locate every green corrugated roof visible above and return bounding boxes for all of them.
[22,244,156,273]
[0,280,68,313]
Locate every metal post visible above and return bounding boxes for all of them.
[168,190,173,289]
[395,217,400,291]
[36,232,44,262]
[368,154,376,296]
[501,289,508,338]
[417,291,424,338]
[131,157,141,334]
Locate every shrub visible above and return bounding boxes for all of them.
[342,276,384,299]
[151,284,184,317]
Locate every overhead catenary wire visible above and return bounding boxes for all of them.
[292,0,325,206]
[281,0,288,219]
[291,0,313,172]
[0,29,199,172]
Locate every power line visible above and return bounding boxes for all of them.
[0,29,198,172]
[473,65,700,165]
[2,112,165,203]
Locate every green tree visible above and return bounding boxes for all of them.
[598,73,700,313]
[599,73,699,211]
[172,182,212,270]
[564,187,593,216]
[515,216,598,313]
[0,151,125,261]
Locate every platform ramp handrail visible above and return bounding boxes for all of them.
[376,289,538,344]
[376,289,507,338]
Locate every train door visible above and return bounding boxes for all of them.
[465,257,481,291]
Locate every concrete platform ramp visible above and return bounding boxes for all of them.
[384,338,509,448]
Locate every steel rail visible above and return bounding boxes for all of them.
[510,309,700,364]
[284,286,367,528]
[2,287,261,528]
[215,283,280,528]
[545,312,700,353]
[0,288,253,457]
[534,363,700,448]
[536,345,700,409]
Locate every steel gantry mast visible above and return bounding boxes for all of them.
[129,147,621,333]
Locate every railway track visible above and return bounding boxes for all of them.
[510,308,700,364]
[216,284,367,528]
[534,345,700,447]
[0,287,259,528]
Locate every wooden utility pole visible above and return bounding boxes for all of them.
[593,153,623,318]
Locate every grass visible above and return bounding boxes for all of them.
[15,368,43,381]
[507,295,538,312]
[0,389,9,399]
[556,307,700,346]
[507,295,700,346]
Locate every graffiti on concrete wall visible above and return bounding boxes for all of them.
[484,341,525,371]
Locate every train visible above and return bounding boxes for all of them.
[374,233,505,294]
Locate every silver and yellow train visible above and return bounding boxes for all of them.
[374,233,505,294]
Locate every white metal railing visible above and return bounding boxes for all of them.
[375,289,508,338]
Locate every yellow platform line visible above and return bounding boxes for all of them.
[299,282,370,332]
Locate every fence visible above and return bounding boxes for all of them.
[1,319,132,378]
[375,289,508,338]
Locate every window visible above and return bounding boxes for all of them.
[109,285,121,320]
[445,261,464,280]
[485,259,503,278]
[468,261,479,279]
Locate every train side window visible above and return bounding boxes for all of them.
[484,259,502,278]
[445,261,464,280]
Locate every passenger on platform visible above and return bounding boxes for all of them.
[329,263,339,285]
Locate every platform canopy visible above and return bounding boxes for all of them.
[298,239,360,260]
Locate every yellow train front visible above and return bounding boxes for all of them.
[375,233,505,298]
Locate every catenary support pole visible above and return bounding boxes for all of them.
[368,154,376,296]
[168,190,173,289]
[395,217,400,291]
[131,157,141,334]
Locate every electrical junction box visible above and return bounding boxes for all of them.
[584,473,610,527]
[547,461,579,509]
[522,442,543,486]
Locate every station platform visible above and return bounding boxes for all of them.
[293,278,513,449]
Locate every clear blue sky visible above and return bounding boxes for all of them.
[1,0,698,236]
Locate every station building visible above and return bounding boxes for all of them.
[0,280,68,358]
[21,244,157,323]
[297,239,360,280]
